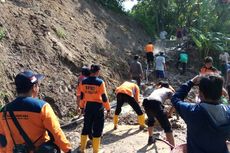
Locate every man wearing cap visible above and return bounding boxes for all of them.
[76,66,91,113]
[78,64,110,153]
[76,66,93,148]
[0,70,72,153]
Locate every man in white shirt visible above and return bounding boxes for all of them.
[142,81,175,146]
[219,52,229,64]
[219,52,229,79]
[160,31,167,40]
[155,52,166,78]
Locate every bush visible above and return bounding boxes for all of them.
[190,28,230,57]
[55,27,66,38]
[0,27,5,41]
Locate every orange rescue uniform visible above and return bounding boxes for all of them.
[115,81,140,103]
[113,81,145,129]
[0,97,71,153]
[200,66,219,75]
[79,76,110,152]
[79,77,110,111]
[145,44,154,53]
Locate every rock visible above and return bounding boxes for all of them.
[172,122,182,129]
[142,85,155,97]
[44,10,52,16]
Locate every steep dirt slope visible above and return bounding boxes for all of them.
[0,0,149,119]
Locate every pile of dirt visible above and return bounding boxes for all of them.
[0,0,150,119]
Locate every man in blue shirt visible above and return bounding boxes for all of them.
[171,75,230,153]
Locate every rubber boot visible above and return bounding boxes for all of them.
[92,137,101,153]
[138,114,147,130]
[113,115,119,130]
[80,135,88,153]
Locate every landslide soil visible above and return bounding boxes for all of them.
[0,0,149,119]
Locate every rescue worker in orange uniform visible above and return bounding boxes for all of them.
[145,41,154,69]
[200,56,219,75]
[76,66,90,113]
[76,66,93,146]
[0,70,72,153]
[113,81,146,130]
[79,64,110,153]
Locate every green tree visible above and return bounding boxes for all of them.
[131,0,230,56]
[95,0,125,12]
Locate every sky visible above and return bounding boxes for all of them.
[122,0,138,11]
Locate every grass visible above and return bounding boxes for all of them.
[0,91,7,108]
[55,27,66,38]
[0,27,5,41]
[0,91,7,99]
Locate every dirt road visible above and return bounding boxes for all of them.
[65,105,187,153]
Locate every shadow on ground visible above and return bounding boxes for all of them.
[102,128,142,145]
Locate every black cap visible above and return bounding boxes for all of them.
[81,66,90,76]
[134,55,139,60]
[15,70,44,93]
[90,64,100,73]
